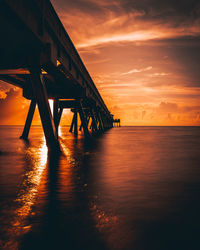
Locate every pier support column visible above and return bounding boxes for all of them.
[20,99,36,139]
[53,98,59,138]
[69,112,75,133]
[87,115,91,128]
[79,111,90,131]
[78,102,90,137]
[29,67,59,150]
[57,107,63,130]
[102,115,108,130]
[79,123,83,132]
[96,111,104,132]
[69,110,78,136]
[90,108,98,132]
[74,110,78,136]
[101,115,107,130]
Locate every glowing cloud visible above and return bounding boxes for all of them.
[77,31,168,48]
[121,66,153,75]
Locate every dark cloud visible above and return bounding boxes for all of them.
[169,41,200,87]
[118,0,200,25]
[52,0,200,25]
[51,0,104,14]
[142,36,200,88]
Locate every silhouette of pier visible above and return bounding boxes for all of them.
[0,0,119,150]
[113,119,120,127]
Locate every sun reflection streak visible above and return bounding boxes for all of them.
[4,138,48,249]
[59,138,77,168]
[15,140,47,217]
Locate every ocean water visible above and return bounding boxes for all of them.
[0,126,200,250]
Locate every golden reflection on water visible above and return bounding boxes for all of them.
[59,128,119,246]
[4,138,48,249]
[59,137,77,168]
[15,141,47,217]
[90,203,118,230]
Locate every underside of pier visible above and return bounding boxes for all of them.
[0,0,116,150]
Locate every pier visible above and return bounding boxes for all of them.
[0,0,119,150]
[113,119,121,127]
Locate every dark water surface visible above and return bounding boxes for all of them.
[0,126,200,250]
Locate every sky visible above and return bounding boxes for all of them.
[0,0,200,125]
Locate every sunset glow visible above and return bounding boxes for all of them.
[0,0,200,126]
[4,140,48,249]
[1,1,200,249]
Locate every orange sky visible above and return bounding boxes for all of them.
[0,0,200,125]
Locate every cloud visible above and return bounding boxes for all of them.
[0,90,7,99]
[142,110,146,119]
[167,113,172,121]
[195,112,200,121]
[107,100,200,125]
[149,72,170,77]
[85,58,111,65]
[0,88,31,125]
[76,28,200,49]
[77,31,170,48]
[52,0,200,49]
[158,102,178,112]
[52,0,200,26]
[121,66,152,75]
[119,0,200,25]
[0,80,13,93]
[1,0,199,126]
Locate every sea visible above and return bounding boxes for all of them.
[0,126,200,250]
